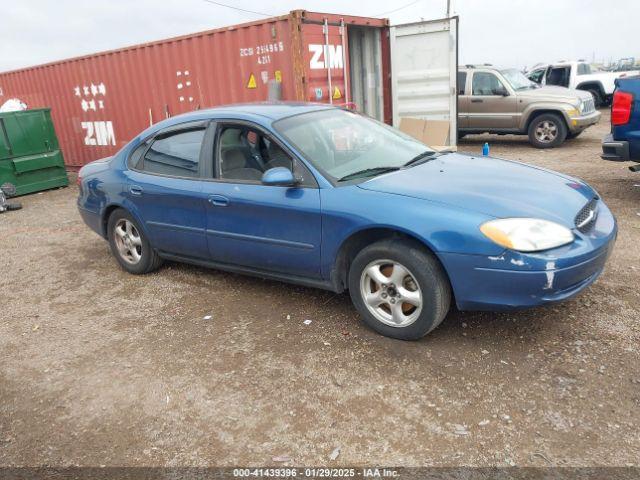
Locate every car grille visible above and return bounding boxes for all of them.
[582,97,595,114]
[575,197,598,233]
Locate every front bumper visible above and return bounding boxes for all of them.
[439,200,617,311]
[601,133,630,161]
[568,110,601,132]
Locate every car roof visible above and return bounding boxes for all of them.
[182,102,332,121]
[133,102,335,145]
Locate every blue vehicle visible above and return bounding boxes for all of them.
[602,75,640,172]
[78,104,617,340]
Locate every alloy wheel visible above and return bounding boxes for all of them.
[113,219,142,265]
[534,120,558,143]
[359,259,423,327]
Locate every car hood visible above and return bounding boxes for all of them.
[518,85,591,102]
[357,153,595,226]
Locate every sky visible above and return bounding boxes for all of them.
[0,0,638,72]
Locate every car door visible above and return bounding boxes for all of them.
[457,70,470,129]
[200,121,322,279]
[124,121,211,259]
[467,70,518,129]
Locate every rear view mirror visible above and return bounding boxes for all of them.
[261,167,298,187]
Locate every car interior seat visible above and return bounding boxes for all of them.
[220,148,263,181]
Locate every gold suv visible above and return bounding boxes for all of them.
[458,65,601,148]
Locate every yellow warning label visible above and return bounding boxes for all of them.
[332,85,342,100]
[247,74,257,89]
[274,70,282,83]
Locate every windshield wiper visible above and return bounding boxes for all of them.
[338,166,400,182]
[403,150,439,168]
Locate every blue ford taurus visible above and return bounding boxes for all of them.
[78,103,617,340]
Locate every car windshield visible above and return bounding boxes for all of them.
[273,109,434,182]
[501,68,537,90]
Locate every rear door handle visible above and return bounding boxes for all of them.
[129,185,143,196]
[471,99,483,103]
[208,194,229,207]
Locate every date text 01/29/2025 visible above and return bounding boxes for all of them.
[232,467,399,477]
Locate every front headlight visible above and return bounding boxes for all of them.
[480,218,574,252]
[579,100,587,113]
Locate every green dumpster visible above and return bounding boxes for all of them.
[0,108,69,196]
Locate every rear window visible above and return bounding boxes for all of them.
[139,128,205,177]
[577,63,592,75]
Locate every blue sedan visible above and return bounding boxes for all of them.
[78,103,617,340]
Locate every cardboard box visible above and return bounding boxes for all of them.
[399,117,456,151]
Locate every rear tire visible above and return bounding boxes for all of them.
[348,239,451,340]
[527,113,567,148]
[587,89,603,108]
[107,208,163,274]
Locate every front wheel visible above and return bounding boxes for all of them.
[527,113,567,148]
[348,239,451,340]
[107,208,163,274]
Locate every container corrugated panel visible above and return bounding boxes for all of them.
[0,10,389,168]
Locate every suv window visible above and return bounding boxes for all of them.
[457,71,467,95]
[527,68,546,84]
[577,63,592,75]
[142,128,205,177]
[472,72,506,95]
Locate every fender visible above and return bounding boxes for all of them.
[576,80,605,96]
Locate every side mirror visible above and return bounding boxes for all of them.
[261,167,298,187]
[495,86,509,96]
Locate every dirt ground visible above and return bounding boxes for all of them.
[1,109,639,468]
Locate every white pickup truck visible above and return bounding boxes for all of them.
[526,60,639,107]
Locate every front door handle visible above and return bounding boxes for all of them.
[129,185,143,196]
[471,99,484,103]
[208,194,229,207]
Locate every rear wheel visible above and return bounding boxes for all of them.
[348,239,451,340]
[587,89,602,108]
[527,113,567,148]
[107,208,163,274]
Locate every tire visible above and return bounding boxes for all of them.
[527,113,567,148]
[587,89,602,108]
[348,239,451,340]
[107,208,163,274]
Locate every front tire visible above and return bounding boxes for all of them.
[107,208,163,274]
[527,113,567,148]
[348,239,451,340]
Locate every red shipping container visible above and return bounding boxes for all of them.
[0,10,458,168]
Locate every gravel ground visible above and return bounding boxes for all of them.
[1,109,639,468]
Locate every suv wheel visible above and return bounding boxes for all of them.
[107,208,163,274]
[587,89,602,108]
[528,113,567,148]
[348,239,451,340]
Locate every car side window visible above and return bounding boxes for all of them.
[472,72,506,96]
[577,63,591,75]
[457,71,467,95]
[546,67,570,87]
[215,123,316,187]
[141,128,205,178]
